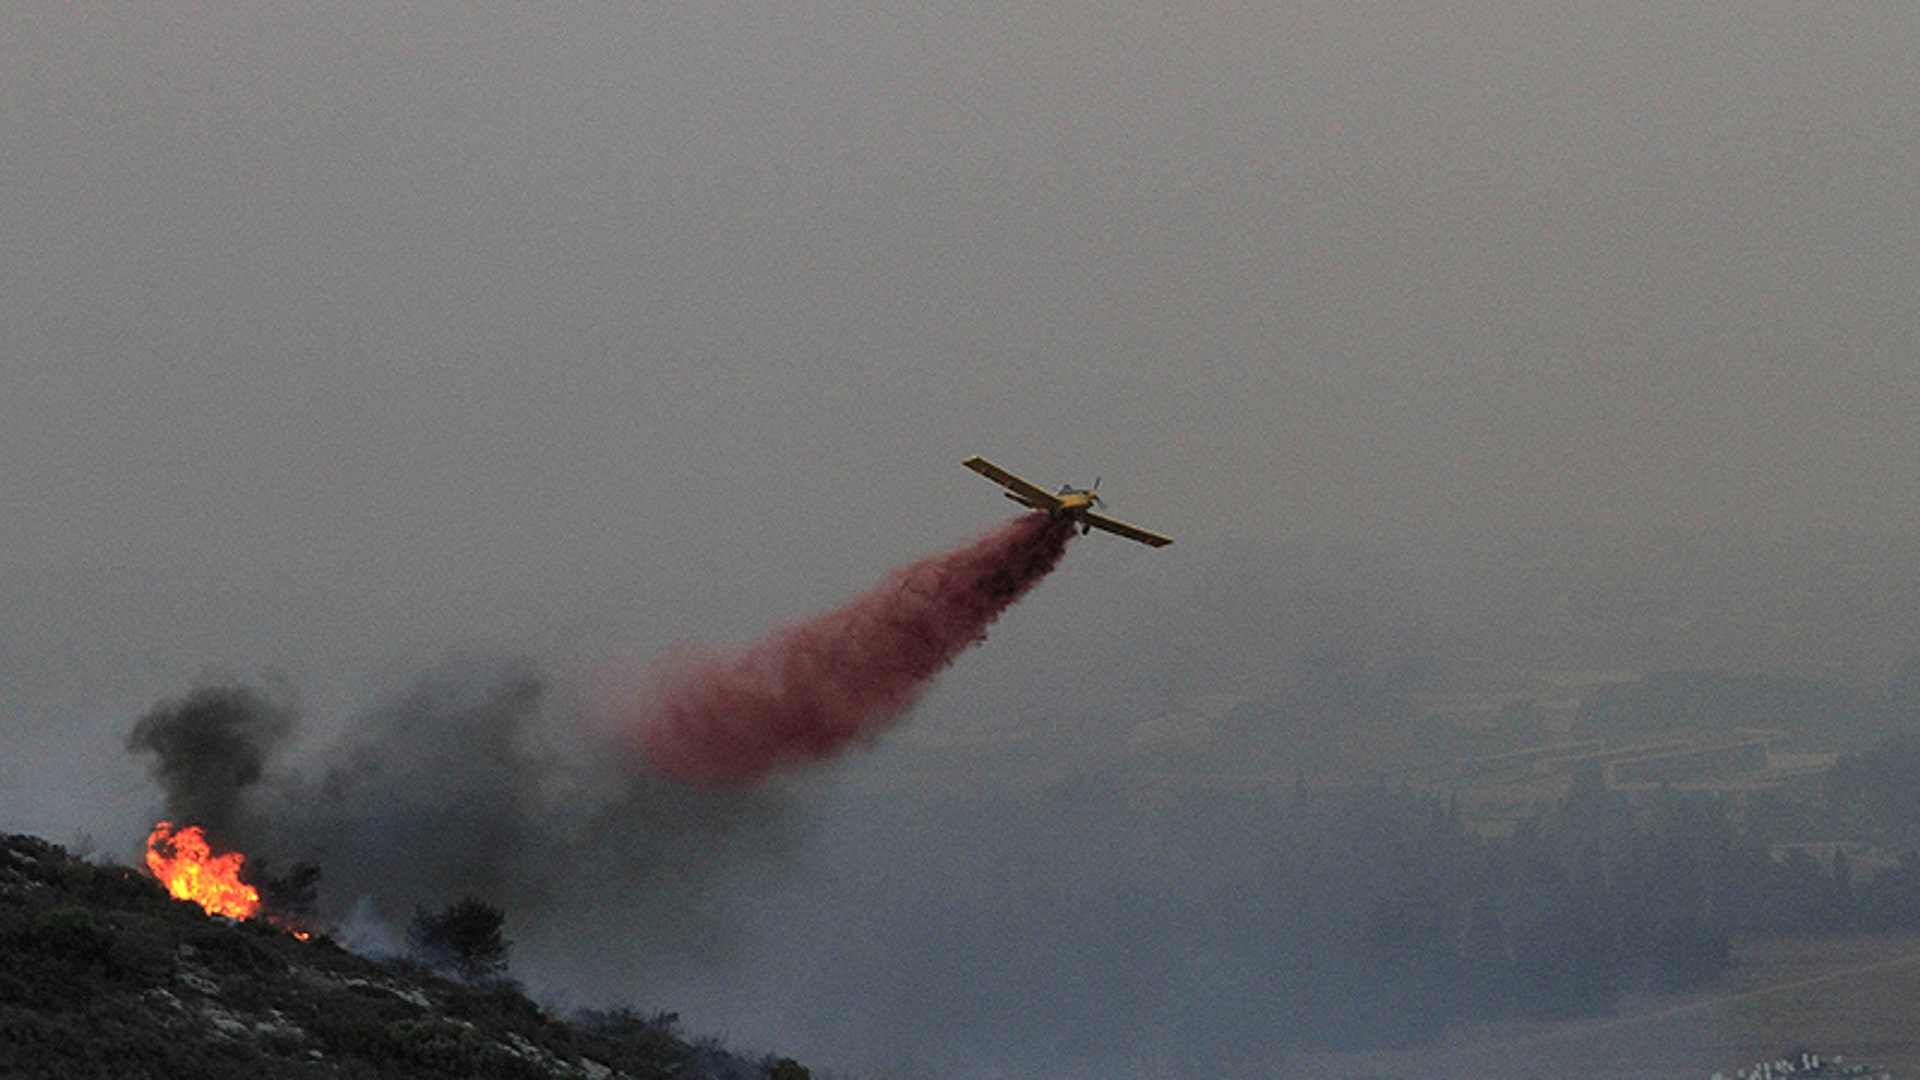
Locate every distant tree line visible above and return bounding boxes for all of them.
[816,737,1920,1064]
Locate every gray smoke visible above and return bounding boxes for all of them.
[125,656,800,987]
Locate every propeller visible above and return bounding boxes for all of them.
[1082,477,1103,532]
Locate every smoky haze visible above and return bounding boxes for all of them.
[6,2,1920,1076]
[4,4,1919,730]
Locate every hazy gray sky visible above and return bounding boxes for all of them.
[3,3,1919,835]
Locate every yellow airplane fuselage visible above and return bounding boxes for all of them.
[1000,487,1094,520]
[1052,491,1097,516]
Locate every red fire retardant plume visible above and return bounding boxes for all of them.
[637,515,1074,787]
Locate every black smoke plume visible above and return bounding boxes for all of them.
[125,677,295,842]
[125,658,796,990]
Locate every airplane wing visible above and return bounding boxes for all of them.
[963,456,1061,511]
[1080,511,1173,548]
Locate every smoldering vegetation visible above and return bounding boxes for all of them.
[124,658,802,984]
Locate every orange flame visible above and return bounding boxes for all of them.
[145,821,261,920]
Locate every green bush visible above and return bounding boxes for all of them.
[384,1017,548,1079]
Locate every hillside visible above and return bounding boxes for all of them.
[0,833,808,1080]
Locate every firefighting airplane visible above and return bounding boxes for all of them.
[963,456,1173,547]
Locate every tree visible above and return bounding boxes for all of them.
[407,897,510,982]
[768,1058,811,1080]
[251,860,321,922]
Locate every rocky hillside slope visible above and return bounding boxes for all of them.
[0,833,807,1080]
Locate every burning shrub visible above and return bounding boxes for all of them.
[144,822,260,920]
